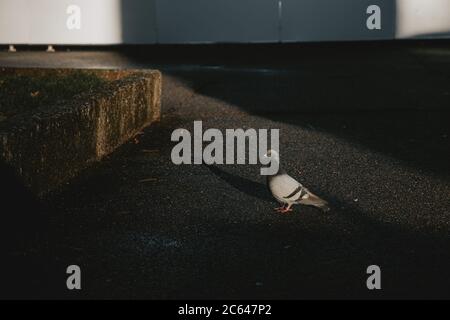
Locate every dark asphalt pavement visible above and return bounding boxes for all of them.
[1,43,449,299]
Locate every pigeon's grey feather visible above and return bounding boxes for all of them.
[284,185,307,199]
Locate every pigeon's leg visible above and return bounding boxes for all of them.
[274,205,286,211]
[279,203,293,213]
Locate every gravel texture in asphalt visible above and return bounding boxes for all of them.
[0,43,449,299]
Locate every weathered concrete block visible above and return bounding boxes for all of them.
[0,68,161,196]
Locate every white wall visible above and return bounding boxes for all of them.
[0,0,449,44]
[0,0,125,44]
[396,0,450,39]
[0,0,30,43]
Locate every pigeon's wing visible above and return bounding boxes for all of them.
[269,173,305,200]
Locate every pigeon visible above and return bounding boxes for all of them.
[264,149,330,213]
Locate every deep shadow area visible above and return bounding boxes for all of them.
[0,161,60,299]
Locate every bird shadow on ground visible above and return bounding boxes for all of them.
[205,164,273,203]
[206,164,349,219]
[206,163,449,243]
[206,163,341,212]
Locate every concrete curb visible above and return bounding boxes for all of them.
[0,68,161,196]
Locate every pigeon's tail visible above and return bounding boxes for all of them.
[317,201,331,212]
[300,193,330,212]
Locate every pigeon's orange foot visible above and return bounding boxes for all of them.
[274,206,285,212]
[278,206,292,213]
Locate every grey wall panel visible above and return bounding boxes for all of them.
[281,0,396,42]
[156,0,279,43]
[120,0,157,44]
